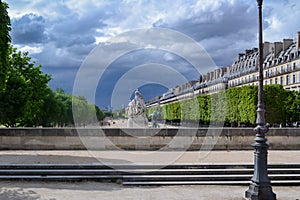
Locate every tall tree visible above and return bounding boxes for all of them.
[0,1,11,122]
[0,46,51,126]
[0,1,10,89]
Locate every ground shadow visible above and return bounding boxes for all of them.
[0,187,56,200]
[0,181,123,192]
[0,154,132,164]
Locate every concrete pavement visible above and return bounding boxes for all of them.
[0,181,299,200]
[0,150,299,199]
[0,150,300,164]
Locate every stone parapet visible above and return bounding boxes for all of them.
[0,128,299,150]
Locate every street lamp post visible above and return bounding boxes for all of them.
[245,0,276,199]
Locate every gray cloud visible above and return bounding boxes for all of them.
[153,2,266,66]
[6,0,300,102]
[11,13,48,44]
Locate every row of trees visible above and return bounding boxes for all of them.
[0,46,105,127]
[0,1,105,127]
[147,85,300,127]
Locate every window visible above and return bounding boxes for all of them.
[270,79,272,84]
[293,74,296,84]
[286,75,289,85]
[275,78,278,84]
[265,80,268,85]
[280,77,283,85]
[293,63,296,70]
[281,66,284,73]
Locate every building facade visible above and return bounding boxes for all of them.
[146,32,300,107]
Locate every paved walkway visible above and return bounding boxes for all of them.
[0,150,300,165]
[0,150,299,200]
[0,181,299,200]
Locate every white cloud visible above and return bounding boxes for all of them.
[17,45,44,54]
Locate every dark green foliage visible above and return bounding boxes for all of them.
[95,106,105,121]
[0,46,105,127]
[150,85,300,127]
[264,85,288,125]
[197,95,211,124]
[211,90,227,124]
[0,1,11,90]
[0,46,51,126]
[226,86,257,125]
[51,89,104,127]
[163,101,181,121]
[239,86,257,125]
[285,90,300,124]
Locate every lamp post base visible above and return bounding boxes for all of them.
[245,183,276,200]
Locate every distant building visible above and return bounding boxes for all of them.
[194,67,228,95]
[146,31,300,107]
[229,32,300,92]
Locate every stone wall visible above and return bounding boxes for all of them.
[0,128,299,150]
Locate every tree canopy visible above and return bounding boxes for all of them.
[0,1,11,90]
[149,85,300,127]
[0,1,105,127]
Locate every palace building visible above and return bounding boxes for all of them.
[146,31,300,107]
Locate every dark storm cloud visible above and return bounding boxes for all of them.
[153,2,270,66]
[11,13,48,44]
[6,0,300,105]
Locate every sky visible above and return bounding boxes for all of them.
[5,0,300,109]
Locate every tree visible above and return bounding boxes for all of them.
[0,1,11,122]
[0,0,11,90]
[284,90,300,125]
[54,89,74,127]
[225,87,241,125]
[0,46,51,126]
[238,86,257,125]
[264,84,288,125]
[95,105,105,121]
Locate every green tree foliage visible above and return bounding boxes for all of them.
[0,1,109,127]
[211,90,227,124]
[0,46,51,126]
[181,98,199,121]
[264,85,288,125]
[0,46,105,127]
[225,87,241,124]
[197,95,211,124]
[95,105,105,121]
[238,86,257,125]
[0,0,11,90]
[285,90,300,124]
[225,86,257,125]
[150,85,300,127]
[0,1,11,121]
[53,89,104,127]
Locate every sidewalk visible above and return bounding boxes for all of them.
[0,181,299,200]
[0,150,299,199]
[0,150,300,165]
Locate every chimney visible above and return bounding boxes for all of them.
[263,42,271,59]
[274,42,283,56]
[283,39,293,51]
[245,49,252,55]
[298,31,300,49]
[238,53,245,60]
